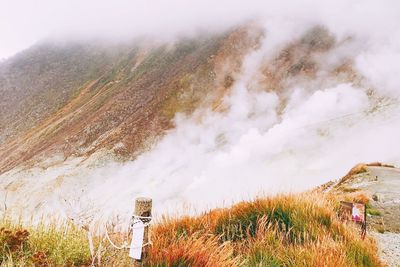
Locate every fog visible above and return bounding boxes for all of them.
[2,0,400,58]
[1,0,400,222]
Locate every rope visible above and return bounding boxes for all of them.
[105,215,152,250]
[129,241,153,249]
[132,215,152,220]
[105,223,129,249]
[131,215,152,226]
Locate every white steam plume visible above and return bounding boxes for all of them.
[1,0,400,222]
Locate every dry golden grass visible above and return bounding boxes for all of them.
[337,163,369,186]
[148,193,382,267]
[338,162,395,187]
[1,192,383,266]
[367,162,395,168]
[0,219,93,266]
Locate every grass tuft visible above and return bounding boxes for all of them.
[1,192,383,266]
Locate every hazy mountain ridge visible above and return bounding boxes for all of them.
[0,42,122,143]
[0,27,262,174]
[0,25,353,174]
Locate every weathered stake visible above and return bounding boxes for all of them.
[133,197,152,267]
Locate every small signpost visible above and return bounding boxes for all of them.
[340,201,367,239]
[132,197,152,267]
[104,197,153,266]
[129,220,145,260]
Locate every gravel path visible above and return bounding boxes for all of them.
[374,232,400,267]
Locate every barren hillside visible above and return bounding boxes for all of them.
[0,27,263,174]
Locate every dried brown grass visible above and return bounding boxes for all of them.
[1,192,383,266]
[147,192,383,266]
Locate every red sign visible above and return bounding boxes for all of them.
[352,203,365,223]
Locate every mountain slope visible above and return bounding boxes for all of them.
[0,27,262,174]
[1,23,399,221]
[0,42,120,143]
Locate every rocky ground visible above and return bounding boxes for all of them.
[374,232,400,267]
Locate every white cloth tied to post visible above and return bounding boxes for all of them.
[129,219,146,259]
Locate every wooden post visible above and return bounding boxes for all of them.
[361,203,367,240]
[133,197,152,267]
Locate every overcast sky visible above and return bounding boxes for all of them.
[0,0,263,59]
[1,0,399,60]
